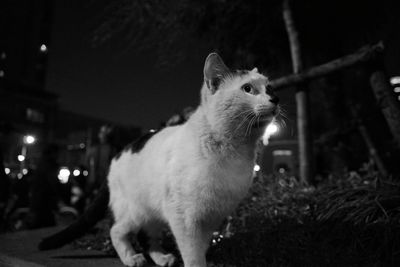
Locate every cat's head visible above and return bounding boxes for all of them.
[201,53,279,139]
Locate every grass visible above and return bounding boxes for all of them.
[74,171,400,266]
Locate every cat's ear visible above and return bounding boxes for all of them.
[203,53,230,94]
[251,67,258,73]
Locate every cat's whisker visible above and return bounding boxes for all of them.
[276,109,291,129]
[231,109,254,121]
[245,113,257,136]
[245,114,257,137]
[250,114,260,137]
[243,116,251,137]
[250,115,259,135]
[233,111,255,135]
[277,117,287,129]
[278,106,289,118]
[279,112,289,120]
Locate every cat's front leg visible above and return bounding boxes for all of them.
[144,223,177,267]
[110,221,147,267]
[169,218,213,267]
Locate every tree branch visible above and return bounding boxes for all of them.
[270,42,384,90]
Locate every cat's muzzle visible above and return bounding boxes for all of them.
[252,105,279,128]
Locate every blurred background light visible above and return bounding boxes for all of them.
[23,135,36,144]
[266,123,279,135]
[390,76,400,85]
[58,167,70,184]
[40,44,47,52]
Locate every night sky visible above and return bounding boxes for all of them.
[45,1,399,132]
[46,1,209,130]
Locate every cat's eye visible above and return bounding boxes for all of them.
[242,84,254,94]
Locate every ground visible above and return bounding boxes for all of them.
[0,226,125,267]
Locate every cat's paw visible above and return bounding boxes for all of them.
[157,253,176,267]
[122,253,147,267]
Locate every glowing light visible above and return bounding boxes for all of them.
[262,122,279,145]
[149,129,156,133]
[253,164,261,172]
[279,167,286,174]
[17,155,25,162]
[0,70,4,77]
[24,135,36,144]
[83,170,89,176]
[22,168,28,175]
[273,150,293,156]
[58,168,70,184]
[17,173,23,179]
[73,169,81,176]
[394,87,400,93]
[5,168,10,175]
[266,123,279,135]
[40,44,47,52]
[79,143,85,149]
[390,76,400,85]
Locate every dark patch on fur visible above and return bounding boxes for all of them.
[114,130,158,160]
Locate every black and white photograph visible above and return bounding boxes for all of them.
[1,0,400,266]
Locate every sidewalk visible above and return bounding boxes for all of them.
[0,226,154,267]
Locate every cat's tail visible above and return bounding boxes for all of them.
[38,182,109,250]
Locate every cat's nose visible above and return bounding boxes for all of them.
[269,96,279,104]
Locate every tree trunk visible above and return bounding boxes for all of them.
[351,106,388,177]
[282,0,313,184]
[357,120,388,177]
[369,70,400,148]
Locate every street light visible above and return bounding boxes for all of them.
[20,134,36,169]
[40,44,47,52]
[265,123,279,135]
[17,155,25,162]
[23,135,36,144]
[262,122,279,145]
[58,167,70,184]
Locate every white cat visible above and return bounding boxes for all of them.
[39,53,279,267]
[107,53,279,267]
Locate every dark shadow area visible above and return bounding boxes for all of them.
[52,254,116,259]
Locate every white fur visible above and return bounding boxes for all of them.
[107,53,278,267]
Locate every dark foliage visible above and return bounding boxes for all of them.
[208,172,400,266]
[75,169,400,266]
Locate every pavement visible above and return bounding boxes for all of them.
[0,226,157,267]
